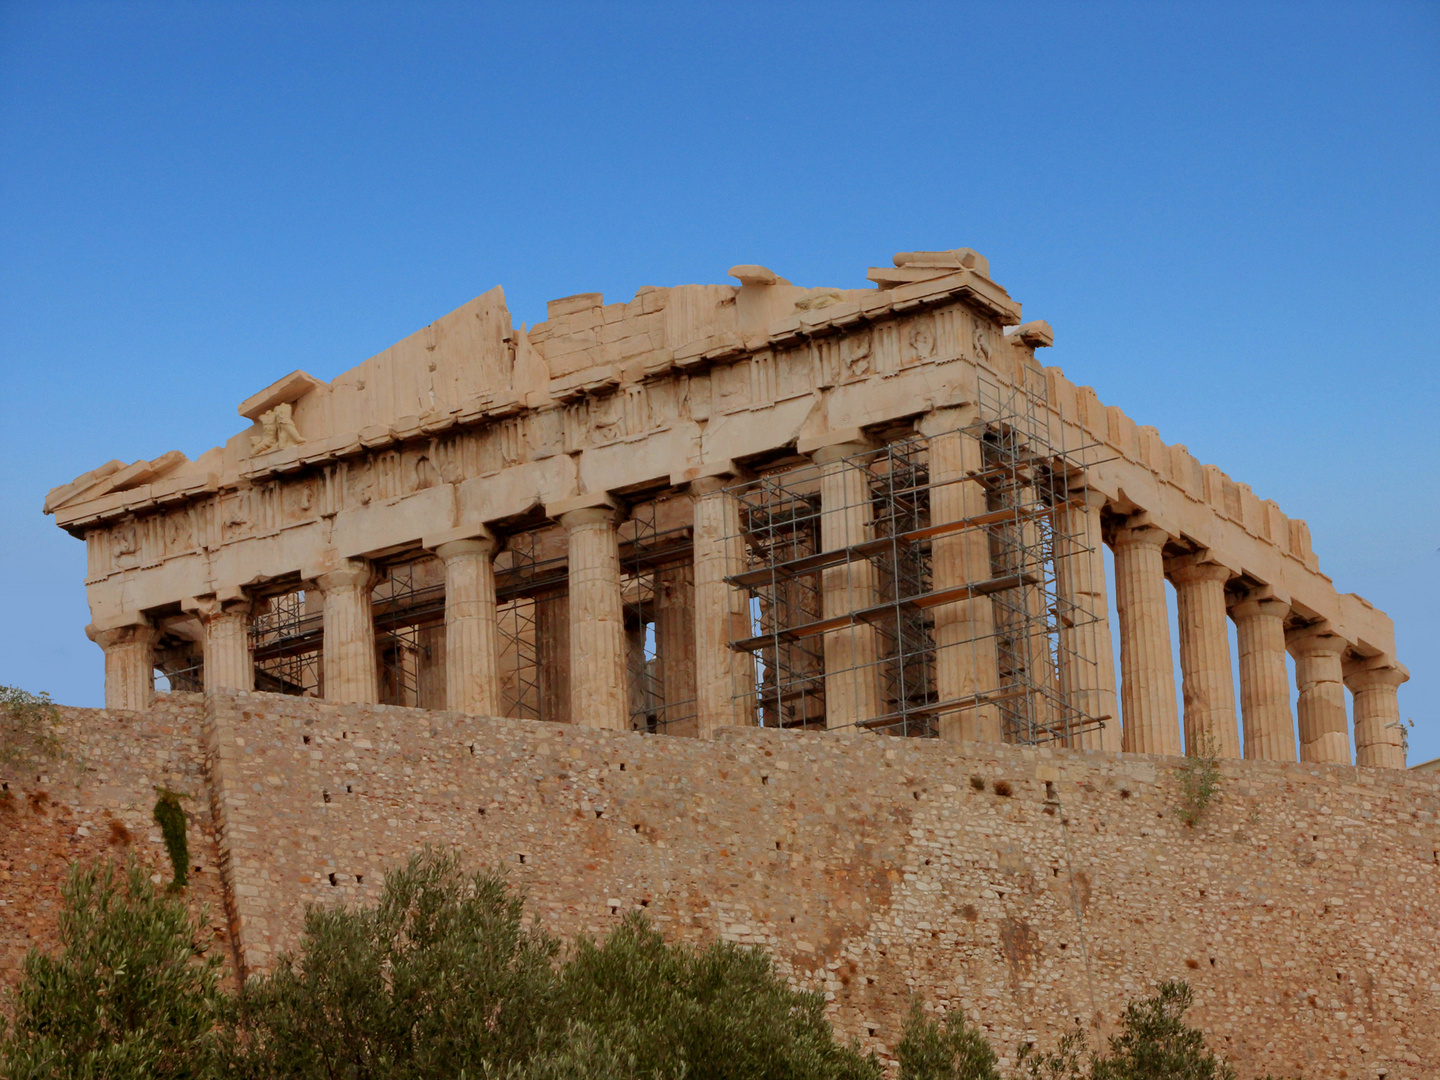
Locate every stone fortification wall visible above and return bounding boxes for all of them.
[0,694,233,988]
[198,690,1437,1078]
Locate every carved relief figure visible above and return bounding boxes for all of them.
[413,455,439,491]
[971,317,991,364]
[348,461,374,506]
[590,394,623,445]
[110,517,138,564]
[906,315,936,363]
[250,402,306,455]
[163,510,194,554]
[844,330,873,378]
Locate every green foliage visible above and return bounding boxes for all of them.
[4,849,1286,1080]
[221,847,878,1080]
[895,999,999,1080]
[1176,734,1222,828]
[547,911,879,1080]
[1016,1025,1088,1080]
[0,686,63,773]
[151,790,189,891]
[1091,981,1235,1080]
[219,847,560,1079]
[0,858,222,1080]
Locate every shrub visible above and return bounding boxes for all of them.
[0,858,222,1079]
[895,1000,999,1080]
[1176,734,1222,828]
[1092,980,1235,1080]
[0,686,63,773]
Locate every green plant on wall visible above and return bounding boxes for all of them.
[152,788,189,891]
[1176,733,1222,828]
[0,684,63,771]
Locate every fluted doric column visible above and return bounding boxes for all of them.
[316,559,380,704]
[87,619,158,712]
[1112,521,1181,755]
[656,561,697,735]
[536,594,570,724]
[1167,555,1240,758]
[692,475,752,737]
[810,440,882,730]
[1346,663,1409,769]
[919,408,1002,744]
[1228,595,1295,761]
[435,532,501,716]
[557,501,628,731]
[1286,625,1350,765]
[1054,487,1119,751]
[192,595,255,692]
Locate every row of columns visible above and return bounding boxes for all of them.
[91,427,1408,770]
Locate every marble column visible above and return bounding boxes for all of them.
[692,476,752,737]
[1054,488,1119,751]
[919,409,1002,743]
[536,593,571,724]
[656,561,698,736]
[87,620,158,712]
[1346,663,1409,769]
[811,440,882,730]
[196,597,255,692]
[436,533,501,716]
[1112,522,1181,755]
[559,504,628,731]
[1167,555,1240,758]
[1229,595,1295,761]
[316,559,379,705]
[1286,625,1350,765]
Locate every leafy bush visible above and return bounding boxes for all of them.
[0,686,63,773]
[1091,981,1235,1080]
[895,999,1000,1080]
[219,847,879,1080]
[0,859,222,1080]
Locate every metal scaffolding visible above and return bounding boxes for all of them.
[723,374,1108,746]
[251,590,323,696]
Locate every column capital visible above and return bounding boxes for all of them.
[434,535,498,562]
[671,459,740,491]
[1344,662,1409,693]
[314,557,377,593]
[181,591,255,622]
[1165,553,1233,586]
[1229,595,1289,622]
[86,619,158,650]
[1068,487,1108,512]
[798,428,875,463]
[916,404,980,437]
[425,523,497,554]
[1114,520,1170,551]
[1285,623,1349,660]
[546,491,623,525]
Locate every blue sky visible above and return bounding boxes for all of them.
[2,2,1436,761]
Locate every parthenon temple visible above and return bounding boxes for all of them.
[44,249,1408,768]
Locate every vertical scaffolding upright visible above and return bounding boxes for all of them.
[724,374,1106,746]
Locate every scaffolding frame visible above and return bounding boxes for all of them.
[724,375,1108,746]
[251,590,323,697]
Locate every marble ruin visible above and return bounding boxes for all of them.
[44,248,1408,768]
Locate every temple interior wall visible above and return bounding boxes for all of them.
[4,690,1435,1078]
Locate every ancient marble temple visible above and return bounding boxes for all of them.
[44,249,1408,768]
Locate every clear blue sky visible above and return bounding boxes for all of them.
[2,2,1436,761]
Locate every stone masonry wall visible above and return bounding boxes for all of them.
[5,688,1439,1078]
[0,694,234,990]
[203,690,1438,1079]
